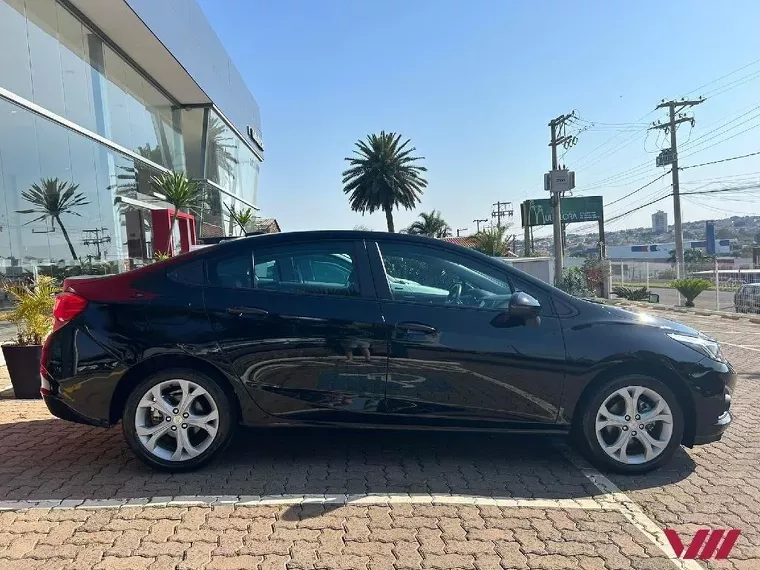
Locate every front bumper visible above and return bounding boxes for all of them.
[687,357,737,447]
[693,410,732,445]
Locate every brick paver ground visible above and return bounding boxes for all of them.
[0,310,755,569]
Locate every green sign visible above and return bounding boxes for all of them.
[521,196,603,227]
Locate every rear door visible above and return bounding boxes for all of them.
[204,239,388,423]
[369,239,567,427]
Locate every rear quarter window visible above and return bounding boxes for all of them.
[167,260,205,286]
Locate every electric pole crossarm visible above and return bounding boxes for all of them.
[648,116,694,131]
[656,99,704,110]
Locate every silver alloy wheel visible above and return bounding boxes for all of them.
[135,379,220,462]
[595,385,674,465]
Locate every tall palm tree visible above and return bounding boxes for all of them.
[17,178,90,260]
[151,172,205,255]
[406,210,451,238]
[224,203,255,236]
[473,226,511,257]
[342,131,427,232]
[206,117,238,182]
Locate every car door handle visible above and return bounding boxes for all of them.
[227,306,269,317]
[396,322,437,334]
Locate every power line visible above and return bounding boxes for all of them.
[681,150,760,170]
[682,57,760,98]
[606,172,671,206]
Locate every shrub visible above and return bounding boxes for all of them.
[670,278,712,307]
[557,267,593,297]
[612,286,651,301]
[0,276,59,345]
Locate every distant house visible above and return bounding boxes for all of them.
[442,235,517,257]
[251,218,281,234]
[442,236,479,249]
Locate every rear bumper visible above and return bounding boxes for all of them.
[43,393,109,427]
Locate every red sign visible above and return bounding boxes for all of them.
[664,528,740,560]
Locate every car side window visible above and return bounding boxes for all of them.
[377,242,512,309]
[168,260,205,286]
[253,242,359,297]
[207,253,253,289]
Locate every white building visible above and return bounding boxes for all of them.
[652,211,668,234]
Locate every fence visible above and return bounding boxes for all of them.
[606,258,760,312]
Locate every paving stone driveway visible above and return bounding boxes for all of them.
[0,311,756,569]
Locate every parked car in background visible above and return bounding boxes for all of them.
[41,231,736,474]
[735,283,760,314]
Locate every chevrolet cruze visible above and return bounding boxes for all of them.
[41,231,736,473]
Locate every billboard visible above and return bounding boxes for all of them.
[521,196,603,227]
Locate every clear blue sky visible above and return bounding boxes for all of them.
[198,0,760,236]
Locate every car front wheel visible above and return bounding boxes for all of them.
[123,369,235,471]
[578,375,684,474]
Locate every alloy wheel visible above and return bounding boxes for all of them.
[595,385,674,465]
[134,379,220,462]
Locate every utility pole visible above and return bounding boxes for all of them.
[473,218,489,233]
[456,228,468,237]
[548,112,577,284]
[82,227,111,261]
[491,201,514,228]
[522,200,531,257]
[649,98,704,278]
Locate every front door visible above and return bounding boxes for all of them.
[203,239,388,423]
[370,240,566,427]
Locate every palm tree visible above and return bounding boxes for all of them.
[473,226,511,257]
[225,203,255,236]
[151,172,205,255]
[342,131,427,232]
[406,210,451,238]
[206,117,238,182]
[17,178,90,260]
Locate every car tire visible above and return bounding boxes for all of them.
[122,369,235,472]
[576,375,684,474]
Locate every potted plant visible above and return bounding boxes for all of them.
[0,276,58,399]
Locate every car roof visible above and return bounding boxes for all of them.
[212,230,480,254]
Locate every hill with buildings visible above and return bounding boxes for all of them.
[522,215,760,258]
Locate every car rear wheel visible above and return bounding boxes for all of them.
[123,370,235,471]
[577,375,684,474]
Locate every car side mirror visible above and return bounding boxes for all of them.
[509,291,541,319]
[491,292,541,328]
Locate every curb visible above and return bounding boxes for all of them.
[599,298,760,323]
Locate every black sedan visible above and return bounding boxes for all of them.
[41,231,736,473]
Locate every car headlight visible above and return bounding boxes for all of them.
[667,332,725,362]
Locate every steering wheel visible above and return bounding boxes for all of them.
[448,283,463,304]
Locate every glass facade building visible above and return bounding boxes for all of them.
[0,0,263,277]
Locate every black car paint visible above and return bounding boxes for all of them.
[41,231,735,447]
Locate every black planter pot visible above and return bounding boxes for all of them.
[2,344,42,399]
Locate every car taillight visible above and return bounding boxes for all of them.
[52,292,88,330]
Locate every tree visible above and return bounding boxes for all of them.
[671,278,711,307]
[353,224,373,231]
[17,178,90,260]
[224,203,255,236]
[716,227,733,240]
[206,117,239,181]
[406,210,451,238]
[667,248,710,265]
[151,172,205,255]
[473,226,511,257]
[342,131,427,232]
[754,231,760,245]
